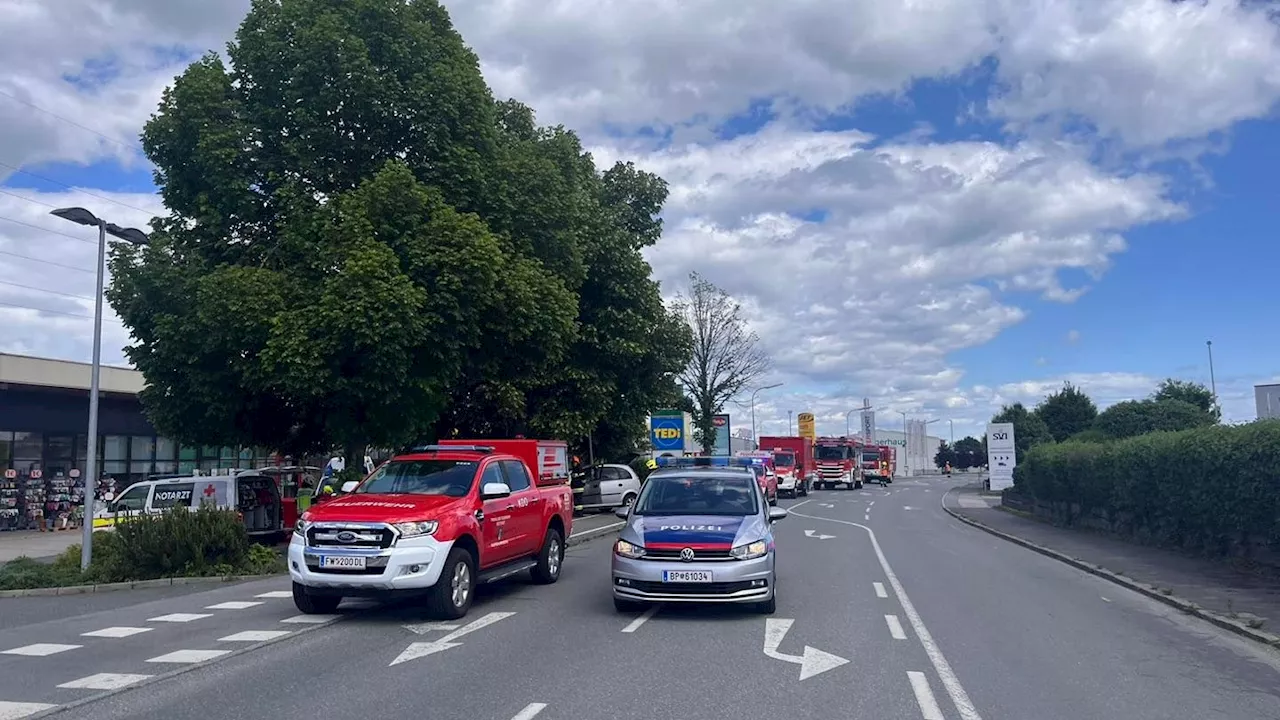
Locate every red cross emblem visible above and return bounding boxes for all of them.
[203,484,217,498]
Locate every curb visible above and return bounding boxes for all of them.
[941,500,1280,649]
[0,572,284,599]
[567,521,623,548]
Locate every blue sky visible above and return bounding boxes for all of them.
[2,0,1279,442]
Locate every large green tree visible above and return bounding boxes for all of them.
[108,0,681,461]
[990,402,1054,459]
[952,436,984,469]
[1034,381,1098,442]
[1152,378,1220,423]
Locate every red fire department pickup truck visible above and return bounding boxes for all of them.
[288,439,574,619]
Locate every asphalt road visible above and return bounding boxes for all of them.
[2,479,1278,720]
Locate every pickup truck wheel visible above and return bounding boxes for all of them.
[530,526,564,584]
[426,547,475,620]
[292,582,341,614]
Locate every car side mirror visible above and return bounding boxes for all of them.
[340,480,360,493]
[613,506,630,519]
[481,482,512,499]
[768,507,788,523]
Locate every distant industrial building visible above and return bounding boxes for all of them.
[1257,383,1280,420]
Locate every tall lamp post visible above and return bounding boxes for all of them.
[1206,340,1218,409]
[750,383,783,450]
[787,411,794,435]
[50,207,149,571]
[948,419,954,446]
[845,402,873,438]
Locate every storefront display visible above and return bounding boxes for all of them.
[0,469,19,531]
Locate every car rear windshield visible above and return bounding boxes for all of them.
[815,445,847,460]
[634,474,759,516]
[355,460,478,496]
[773,452,795,466]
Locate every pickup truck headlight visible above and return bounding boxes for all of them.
[293,518,311,536]
[614,539,646,559]
[730,540,769,560]
[393,520,439,538]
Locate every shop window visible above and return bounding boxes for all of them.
[178,460,197,475]
[103,436,129,462]
[130,461,154,476]
[154,461,178,475]
[238,446,253,462]
[12,432,42,461]
[73,435,87,462]
[131,436,156,463]
[220,446,235,460]
[201,446,219,460]
[0,431,11,466]
[155,437,177,461]
[104,461,127,474]
[46,435,75,461]
[178,445,197,462]
[198,458,218,472]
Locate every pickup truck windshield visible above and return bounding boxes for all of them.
[815,445,848,460]
[773,452,795,466]
[356,460,478,496]
[634,474,758,516]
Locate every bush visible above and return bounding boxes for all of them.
[1015,420,1280,557]
[0,506,286,590]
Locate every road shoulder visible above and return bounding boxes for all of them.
[942,485,1280,649]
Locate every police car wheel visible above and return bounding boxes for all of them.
[292,582,341,614]
[426,547,476,620]
[757,592,777,614]
[614,597,645,613]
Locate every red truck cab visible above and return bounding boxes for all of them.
[288,439,573,619]
[758,436,813,498]
[815,436,861,490]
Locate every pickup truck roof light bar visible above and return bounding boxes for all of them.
[410,444,496,454]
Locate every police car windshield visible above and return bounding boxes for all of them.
[356,460,478,496]
[633,474,759,516]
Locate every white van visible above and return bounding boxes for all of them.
[92,472,285,540]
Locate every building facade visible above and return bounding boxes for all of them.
[1257,384,1280,421]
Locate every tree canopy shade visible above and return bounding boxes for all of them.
[1034,382,1098,442]
[107,0,689,462]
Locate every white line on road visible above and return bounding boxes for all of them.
[908,671,945,720]
[510,703,547,720]
[255,590,293,599]
[868,501,875,507]
[570,522,624,541]
[0,701,57,719]
[874,582,888,598]
[787,507,984,720]
[864,514,870,521]
[621,605,660,633]
[885,614,907,640]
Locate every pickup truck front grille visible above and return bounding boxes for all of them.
[306,524,396,549]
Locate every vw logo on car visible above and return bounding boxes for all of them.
[680,547,696,562]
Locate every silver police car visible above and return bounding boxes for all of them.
[610,459,788,614]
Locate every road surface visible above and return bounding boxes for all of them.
[2,478,1278,720]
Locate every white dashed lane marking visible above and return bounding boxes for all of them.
[280,614,338,624]
[1,644,80,657]
[148,613,212,623]
[218,630,292,642]
[146,649,231,664]
[205,601,263,610]
[510,703,548,720]
[81,626,152,639]
[255,590,293,599]
[57,673,152,691]
[908,671,946,720]
[621,605,660,633]
[0,701,57,719]
[874,582,888,598]
[885,614,907,640]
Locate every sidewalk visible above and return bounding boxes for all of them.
[944,484,1280,639]
[0,529,82,564]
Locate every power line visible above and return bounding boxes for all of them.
[0,299,121,323]
[0,279,94,302]
[0,88,141,154]
[0,213,96,244]
[0,249,95,275]
[0,160,158,216]
[0,187,57,209]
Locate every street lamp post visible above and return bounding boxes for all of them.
[898,411,909,475]
[750,383,783,450]
[1206,340,1218,407]
[948,419,954,446]
[788,411,794,436]
[50,207,149,571]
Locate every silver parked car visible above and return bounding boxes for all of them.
[574,463,642,511]
[610,464,787,614]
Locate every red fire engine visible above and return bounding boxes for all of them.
[814,436,861,490]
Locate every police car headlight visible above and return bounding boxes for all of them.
[614,539,645,559]
[730,540,769,560]
[393,520,439,538]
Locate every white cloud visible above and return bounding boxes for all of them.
[1,0,1277,443]
[1066,329,1081,344]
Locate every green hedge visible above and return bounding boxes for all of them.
[1013,420,1280,556]
[0,506,284,591]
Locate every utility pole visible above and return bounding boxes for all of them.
[788,410,794,436]
[1206,340,1218,406]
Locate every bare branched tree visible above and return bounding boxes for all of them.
[674,272,772,453]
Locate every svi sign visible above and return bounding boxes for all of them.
[650,416,685,451]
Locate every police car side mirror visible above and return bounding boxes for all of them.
[613,506,630,519]
[340,480,360,493]
[481,482,512,500]
[768,507,788,523]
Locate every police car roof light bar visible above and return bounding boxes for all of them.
[654,456,761,468]
[410,444,496,454]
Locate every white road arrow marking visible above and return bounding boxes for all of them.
[402,621,461,635]
[803,529,835,540]
[390,612,516,666]
[902,506,915,510]
[763,618,850,681]
[819,503,835,508]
